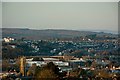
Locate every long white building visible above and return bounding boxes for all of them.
[26,57,69,67]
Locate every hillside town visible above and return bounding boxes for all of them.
[1,34,120,80]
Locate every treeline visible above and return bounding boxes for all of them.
[2,42,33,59]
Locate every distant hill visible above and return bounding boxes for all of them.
[2,28,117,40]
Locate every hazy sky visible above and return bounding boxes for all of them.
[2,2,118,32]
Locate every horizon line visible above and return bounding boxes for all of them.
[2,27,118,34]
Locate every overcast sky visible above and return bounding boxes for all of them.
[2,2,118,32]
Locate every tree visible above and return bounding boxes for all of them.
[44,62,60,75]
[94,70,111,78]
[35,69,58,80]
[2,59,10,71]
[35,62,61,80]
[27,63,37,76]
